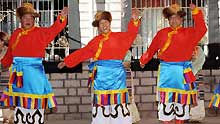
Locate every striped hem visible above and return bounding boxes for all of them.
[209,94,220,108]
[93,89,129,106]
[157,88,198,105]
[0,91,57,109]
[183,67,196,84]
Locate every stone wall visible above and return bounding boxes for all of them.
[44,62,220,120]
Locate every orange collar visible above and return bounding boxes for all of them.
[171,26,182,31]
[101,31,111,37]
[21,26,36,35]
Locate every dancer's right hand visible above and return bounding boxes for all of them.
[57,62,66,69]
[132,8,141,20]
[190,3,196,10]
[60,7,68,17]
[140,63,145,69]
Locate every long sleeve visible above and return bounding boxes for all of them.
[64,38,98,68]
[1,47,13,68]
[189,8,207,45]
[118,19,141,53]
[0,31,19,68]
[127,19,141,34]
[125,19,141,46]
[41,15,67,45]
[64,18,140,68]
[140,31,162,65]
[1,39,13,68]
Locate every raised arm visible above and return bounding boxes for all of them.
[127,9,141,34]
[189,4,207,44]
[119,9,141,49]
[41,7,68,44]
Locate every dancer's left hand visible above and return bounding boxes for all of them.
[132,8,141,20]
[57,62,66,69]
[190,3,196,10]
[60,7,68,17]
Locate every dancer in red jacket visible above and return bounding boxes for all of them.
[140,3,207,124]
[0,3,68,123]
[58,10,141,124]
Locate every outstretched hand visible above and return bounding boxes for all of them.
[190,3,196,10]
[132,8,141,20]
[140,62,145,69]
[59,7,68,17]
[57,62,66,69]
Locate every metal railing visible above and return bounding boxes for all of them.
[0,0,69,62]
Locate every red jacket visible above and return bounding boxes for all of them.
[140,9,207,64]
[64,19,140,68]
[1,16,67,68]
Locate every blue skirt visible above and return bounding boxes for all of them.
[88,60,129,106]
[0,57,57,109]
[157,61,198,105]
